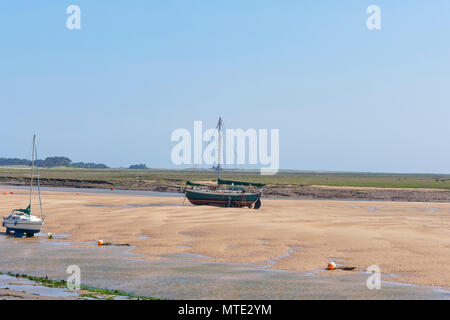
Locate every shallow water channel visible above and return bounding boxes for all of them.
[0,232,448,300]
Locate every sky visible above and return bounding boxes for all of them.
[1,1,449,173]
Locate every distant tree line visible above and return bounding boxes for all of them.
[70,162,109,169]
[128,164,148,169]
[0,156,109,168]
[0,157,150,169]
[0,158,31,166]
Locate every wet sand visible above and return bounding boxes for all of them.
[1,187,450,290]
[1,237,448,300]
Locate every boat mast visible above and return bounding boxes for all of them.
[29,134,36,211]
[216,117,222,180]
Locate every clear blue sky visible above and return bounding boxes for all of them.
[1,1,449,173]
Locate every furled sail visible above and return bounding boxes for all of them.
[186,181,208,187]
[217,179,265,187]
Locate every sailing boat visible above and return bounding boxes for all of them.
[184,118,264,209]
[2,135,44,237]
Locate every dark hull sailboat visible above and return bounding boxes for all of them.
[185,189,261,208]
[184,118,264,209]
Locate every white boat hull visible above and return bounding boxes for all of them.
[2,215,43,235]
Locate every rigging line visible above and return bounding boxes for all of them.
[194,118,224,171]
[192,127,217,170]
[223,121,254,171]
[220,121,228,172]
[222,121,241,171]
[29,135,35,208]
[35,142,44,220]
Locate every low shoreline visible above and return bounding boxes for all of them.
[2,177,450,202]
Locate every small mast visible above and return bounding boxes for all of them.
[216,117,223,180]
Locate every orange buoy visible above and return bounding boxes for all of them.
[3,192,6,195]
[97,240,104,246]
[75,192,79,195]
[327,261,336,270]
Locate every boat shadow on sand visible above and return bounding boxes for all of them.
[0,231,40,238]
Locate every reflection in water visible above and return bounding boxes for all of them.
[0,274,79,298]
